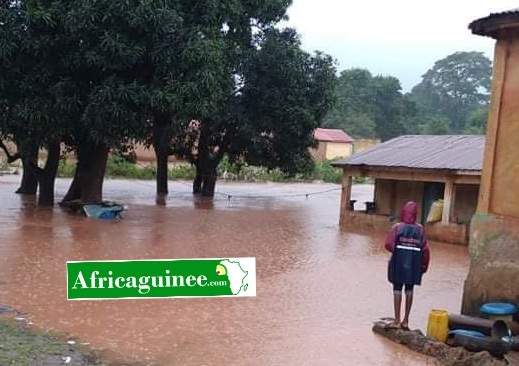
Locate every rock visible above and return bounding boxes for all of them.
[372,320,508,366]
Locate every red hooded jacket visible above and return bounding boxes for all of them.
[385,201,430,274]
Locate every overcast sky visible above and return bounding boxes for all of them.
[283,1,517,92]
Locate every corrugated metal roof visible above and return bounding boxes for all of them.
[333,135,484,172]
[314,128,353,143]
[469,8,519,38]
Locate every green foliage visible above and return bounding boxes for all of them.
[323,68,409,141]
[0,318,107,365]
[105,155,155,180]
[311,160,342,183]
[421,117,452,135]
[56,154,350,184]
[241,28,337,174]
[464,106,488,135]
[58,155,198,180]
[57,159,75,178]
[409,51,492,134]
[2,0,335,199]
[216,157,341,183]
[167,165,195,180]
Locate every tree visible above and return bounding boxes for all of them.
[421,117,451,135]
[241,29,337,175]
[409,51,492,133]
[0,0,65,204]
[322,68,408,141]
[170,27,337,197]
[464,106,488,135]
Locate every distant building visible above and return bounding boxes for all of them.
[310,128,354,161]
[332,135,484,245]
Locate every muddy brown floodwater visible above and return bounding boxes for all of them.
[0,175,470,366]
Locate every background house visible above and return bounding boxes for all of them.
[310,128,354,161]
[332,135,484,245]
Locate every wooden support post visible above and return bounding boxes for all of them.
[339,171,352,224]
[442,181,454,224]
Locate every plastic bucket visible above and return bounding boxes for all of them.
[427,309,449,342]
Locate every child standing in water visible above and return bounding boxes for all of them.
[385,201,430,330]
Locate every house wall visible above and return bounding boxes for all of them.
[339,211,468,245]
[338,168,481,246]
[463,36,519,315]
[453,184,479,224]
[394,180,424,221]
[325,142,353,160]
[309,142,327,161]
[374,179,425,219]
[133,144,177,163]
[484,38,519,218]
[374,179,393,215]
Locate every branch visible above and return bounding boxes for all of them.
[214,129,233,164]
[0,140,20,163]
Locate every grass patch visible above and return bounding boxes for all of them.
[57,155,346,184]
[0,316,109,366]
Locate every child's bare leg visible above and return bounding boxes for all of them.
[393,289,402,326]
[401,287,414,329]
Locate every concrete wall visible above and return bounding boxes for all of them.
[424,222,468,246]
[340,211,468,245]
[487,38,519,218]
[394,181,424,221]
[374,179,393,216]
[462,214,519,316]
[325,142,353,160]
[462,36,519,316]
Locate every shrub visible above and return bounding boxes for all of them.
[168,165,195,180]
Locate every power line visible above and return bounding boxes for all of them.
[172,180,341,201]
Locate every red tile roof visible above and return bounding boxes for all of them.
[314,128,354,143]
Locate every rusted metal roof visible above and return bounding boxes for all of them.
[469,8,519,38]
[332,135,484,172]
[314,128,354,143]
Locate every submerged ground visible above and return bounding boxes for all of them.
[0,176,469,365]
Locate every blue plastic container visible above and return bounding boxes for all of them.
[448,329,486,338]
[480,302,518,321]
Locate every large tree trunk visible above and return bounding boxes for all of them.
[16,149,39,195]
[61,142,109,205]
[191,122,229,198]
[193,160,202,194]
[155,150,169,196]
[38,141,61,206]
[61,166,81,203]
[78,144,109,204]
[201,167,217,197]
[153,110,172,196]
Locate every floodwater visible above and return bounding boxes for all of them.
[0,175,470,366]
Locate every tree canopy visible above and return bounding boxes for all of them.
[322,68,409,141]
[0,0,339,202]
[408,51,492,134]
[323,51,492,140]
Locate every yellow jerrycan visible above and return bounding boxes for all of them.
[427,309,449,342]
